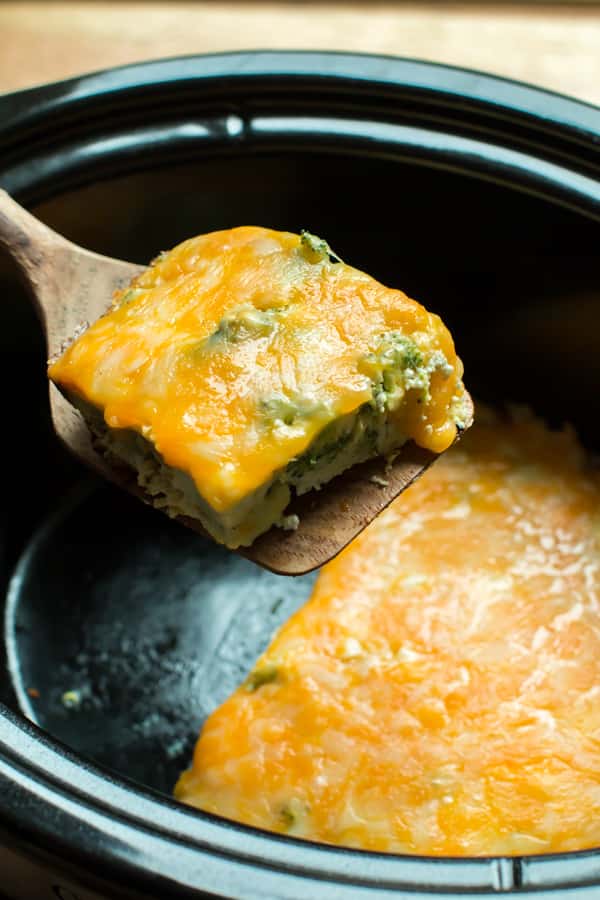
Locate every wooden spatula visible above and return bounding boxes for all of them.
[0,190,472,575]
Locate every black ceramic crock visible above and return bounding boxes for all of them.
[0,51,599,900]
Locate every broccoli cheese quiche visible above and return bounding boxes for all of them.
[176,409,600,856]
[49,227,470,548]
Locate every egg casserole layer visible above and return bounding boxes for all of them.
[48,227,469,548]
[176,409,600,855]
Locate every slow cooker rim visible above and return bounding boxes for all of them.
[3,701,600,898]
[0,50,599,164]
[2,48,599,119]
[1,49,600,897]
[0,50,597,227]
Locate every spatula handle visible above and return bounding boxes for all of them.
[0,189,84,351]
[0,190,67,285]
[0,189,145,358]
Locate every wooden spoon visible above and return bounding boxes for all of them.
[0,190,472,575]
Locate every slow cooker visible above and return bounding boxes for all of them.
[0,51,599,899]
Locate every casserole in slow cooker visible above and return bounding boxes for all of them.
[177,406,600,857]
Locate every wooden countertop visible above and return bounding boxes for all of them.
[1,2,599,107]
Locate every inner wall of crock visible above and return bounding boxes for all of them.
[1,152,598,796]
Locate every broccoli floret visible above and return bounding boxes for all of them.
[280,798,310,831]
[244,663,279,692]
[299,230,343,265]
[362,333,429,412]
[286,428,354,480]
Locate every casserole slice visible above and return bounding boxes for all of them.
[49,227,470,548]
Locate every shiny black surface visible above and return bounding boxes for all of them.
[0,51,599,899]
[5,483,316,793]
[1,52,599,184]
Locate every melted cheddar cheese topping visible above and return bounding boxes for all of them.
[49,227,467,514]
[176,409,600,856]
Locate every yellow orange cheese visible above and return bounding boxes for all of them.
[48,227,468,546]
[176,408,600,855]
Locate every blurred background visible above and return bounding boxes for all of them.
[1,1,599,105]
